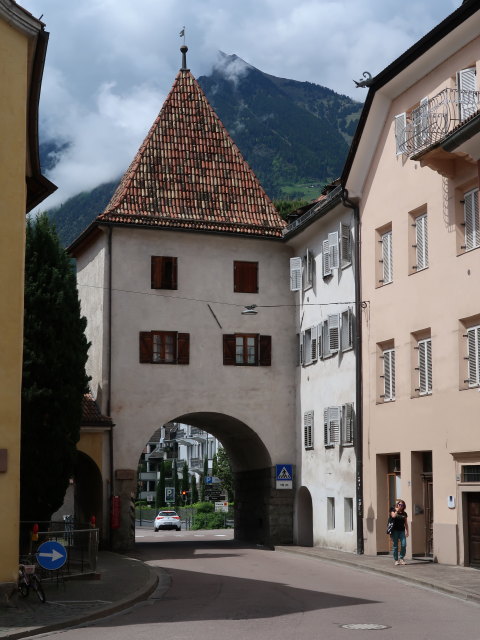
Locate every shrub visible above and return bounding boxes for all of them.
[192,512,226,530]
[193,501,215,514]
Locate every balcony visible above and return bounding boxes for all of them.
[398,87,480,159]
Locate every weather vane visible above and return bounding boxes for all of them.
[179,26,186,45]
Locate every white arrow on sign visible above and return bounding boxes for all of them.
[38,548,64,562]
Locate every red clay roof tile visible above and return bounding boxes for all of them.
[98,70,284,238]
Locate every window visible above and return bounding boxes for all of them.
[462,465,480,482]
[304,411,314,450]
[151,256,177,290]
[466,325,480,388]
[380,230,393,284]
[234,261,258,293]
[322,232,339,278]
[139,331,189,364]
[302,326,319,366]
[395,112,407,155]
[381,347,395,402]
[464,188,480,252]
[341,403,354,445]
[324,406,340,446]
[417,337,432,395]
[290,257,302,291]
[413,213,428,271]
[223,334,271,366]
[341,308,354,352]
[340,223,352,268]
[304,249,314,289]
[327,497,335,530]
[344,498,354,532]
[457,67,477,121]
[413,97,429,148]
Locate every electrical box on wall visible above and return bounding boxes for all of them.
[448,495,456,509]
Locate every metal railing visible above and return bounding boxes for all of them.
[284,185,343,234]
[400,87,480,156]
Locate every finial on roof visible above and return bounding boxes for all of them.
[353,71,373,88]
[180,45,189,71]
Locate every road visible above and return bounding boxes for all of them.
[48,528,479,640]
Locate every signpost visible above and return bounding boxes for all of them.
[36,540,67,571]
[276,464,293,489]
[215,501,229,513]
[165,487,175,503]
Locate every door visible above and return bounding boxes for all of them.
[467,493,480,568]
[423,475,433,556]
[387,473,401,549]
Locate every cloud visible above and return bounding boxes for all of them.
[21,0,459,210]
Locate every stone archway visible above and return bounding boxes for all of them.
[296,486,313,546]
[74,451,103,533]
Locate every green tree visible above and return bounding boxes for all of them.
[212,453,218,477]
[181,461,190,503]
[216,447,234,501]
[173,459,179,506]
[21,214,90,521]
[191,475,199,503]
[156,460,166,509]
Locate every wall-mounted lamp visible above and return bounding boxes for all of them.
[241,304,258,315]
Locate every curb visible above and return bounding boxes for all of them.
[2,563,161,640]
[275,546,480,606]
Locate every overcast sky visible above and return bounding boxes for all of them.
[22,0,461,210]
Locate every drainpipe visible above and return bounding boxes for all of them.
[341,188,364,555]
[107,226,114,548]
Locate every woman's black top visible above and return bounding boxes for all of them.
[389,507,408,531]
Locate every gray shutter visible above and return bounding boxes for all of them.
[304,330,312,366]
[328,231,339,269]
[340,223,352,268]
[464,189,480,251]
[468,327,480,387]
[311,325,318,362]
[342,403,354,445]
[328,406,341,444]
[322,320,330,358]
[305,249,314,287]
[290,257,302,291]
[341,307,353,352]
[328,314,340,353]
[299,332,304,366]
[384,348,395,401]
[418,338,432,395]
[413,97,429,148]
[322,239,331,277]
[458,67,477,121]
[395,112,407,154]
[382,231,393,284]
[323,408,329,446]
[304,411,314,449]
[415,214,428,270]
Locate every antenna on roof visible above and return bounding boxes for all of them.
[179,27,189,71]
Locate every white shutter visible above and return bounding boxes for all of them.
[341,307,353,352]
[415,214,428,270]
[299,332,304,366]
[413,96,429,148]
[322,320,330,359]
[328,231,339,270]
[382,231,393,284]
[311,325,318,362]
[342,403,354,445]
[290,257,302,291]
[322,239,331,277]
[395,112,407,154]
[458,67,477,121]
[383,348,395,401]
[340,223,352,268]
[328,314,340,353]
[418,338,432,395]
[467,326,480,387]
[324,409,329,445]
[464,189,480,251]
[305,249,314,288]
[304,411,314,449]
[303,330,312,366]
[328,406,341,444]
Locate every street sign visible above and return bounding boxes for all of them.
[205,476,221,484]
[215,501,229,512]
[276,464,293,489]
[165,487,175,502]
[36,540,67,570]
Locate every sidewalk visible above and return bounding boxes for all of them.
[0,551,163,640]
[276,545,480,604]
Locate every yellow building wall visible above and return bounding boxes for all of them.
[77,432,104,473]
[0,18,28,583]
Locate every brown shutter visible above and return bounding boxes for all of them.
[151,256,164,289]
[259,335,271,366]
[223,334,236,365]
[177,333,190,365]
[139,332,153,363]
[234,261,258,293]
[170,257,178,290]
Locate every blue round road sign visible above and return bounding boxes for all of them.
[36,540,67,570]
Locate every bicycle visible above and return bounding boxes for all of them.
[18,556,46,603]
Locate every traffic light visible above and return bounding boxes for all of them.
[181,490,187,496]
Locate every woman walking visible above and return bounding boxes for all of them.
[389,500,409,565]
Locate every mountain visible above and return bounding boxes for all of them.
[45,55,362,246]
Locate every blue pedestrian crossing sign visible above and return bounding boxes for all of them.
[36,540,67,570]
[276,464,293,489]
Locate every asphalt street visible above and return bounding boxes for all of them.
[32,528,480,640]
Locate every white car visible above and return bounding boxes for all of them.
[154,510,181,531]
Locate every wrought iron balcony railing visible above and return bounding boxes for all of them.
[398,87,480,157]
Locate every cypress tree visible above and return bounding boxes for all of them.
[21,214,90,521]
[191,476,199,503]
[156,460,166,509]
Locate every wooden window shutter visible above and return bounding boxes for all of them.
[467,327,480,387]
[299,332,304,366]
[395,112,407,154]
[464,189,480,251]
[328,314,340,353]
[458,67,477,121]
[290,257,302,291]
[413,97,429,148]
[151,256,178,290]
[418,338,432,395]
[341,308,353,352]
[259,335,272,366]
[223,334,236,365]
[328,231,339,270]
[382,231,393,284]
[234,261,258,293]
[328,406,341,444]
[415,214,428,270]
[177,333,190,365]
[324,409,329,445]
[322,239,331,278]
[342,403,354,445]
[304,411,314,449]
[311,325,318,362]
[322,320,330,358]
[383,348,395,401]
[139,331,153,363]
[305,249,314,287]
[340,223,352,268]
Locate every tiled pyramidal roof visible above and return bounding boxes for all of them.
[98,67,285,237]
